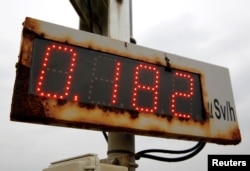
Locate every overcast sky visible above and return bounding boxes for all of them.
[0,0,249,171]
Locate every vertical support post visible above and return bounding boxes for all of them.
[72,0,137,170]
[107,133,137,171]
[107,1,137,171]
[108,0,130,41]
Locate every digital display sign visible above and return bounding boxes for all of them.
[29,38,205,121]
[11,17,241,145]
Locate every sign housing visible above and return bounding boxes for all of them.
[10,17,241,145]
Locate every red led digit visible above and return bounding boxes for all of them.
[36,44,77,101]
[111,61,122,104]
[132,64,160,113]
[171,72,194,119]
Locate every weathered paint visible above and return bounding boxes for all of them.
[10,17,241,145]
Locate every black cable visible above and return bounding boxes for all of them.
[101,129,206,162]
[136,141,203,155]
[135,141,206,162]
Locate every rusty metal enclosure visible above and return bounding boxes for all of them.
[10,17,241,145]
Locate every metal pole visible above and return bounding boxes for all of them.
[106,1,137,170]
[75,0,137,170]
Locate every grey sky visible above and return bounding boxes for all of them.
[1,0,249,171]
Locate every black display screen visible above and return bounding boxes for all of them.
[29,38,204,121]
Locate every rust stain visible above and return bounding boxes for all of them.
[41,99,211,140]
[19,30,35,67]
[35,97,240,145]
[24,17,40,33]
[10,64,45,121]
[231,128,241,142]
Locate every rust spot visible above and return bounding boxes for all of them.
[78,102,96,110]
[231,127,241,142]
[24,17,40,32]
[19,29,36,67]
